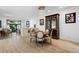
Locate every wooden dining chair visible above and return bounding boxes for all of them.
[36,31,44,46]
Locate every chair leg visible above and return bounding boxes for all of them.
[42,41,43,47]
[50,38,52,44]
[36,39,38,47]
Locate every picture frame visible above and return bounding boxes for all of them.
[26,21,30,27]
[40,19,44,25]
[65,12,76,23]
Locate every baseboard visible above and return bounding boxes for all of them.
[60,38,79,45]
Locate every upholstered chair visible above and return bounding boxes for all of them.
[36,31,44,46]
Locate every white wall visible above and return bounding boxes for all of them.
[42,7,79,42]
[0,17,7,30]
[30,17,37,28]
[60,11,79,42]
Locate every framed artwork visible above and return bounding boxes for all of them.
[65,12,76,23]
[26,21,30,27]
[0,20,1,28]
[40,19,44,25]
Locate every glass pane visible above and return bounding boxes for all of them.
[47,20,50,29]
[51,20,56,29]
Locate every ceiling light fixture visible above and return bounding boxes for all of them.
[59,6,63,9]
[38,6,45,10]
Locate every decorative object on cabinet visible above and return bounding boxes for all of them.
[65,12,76,23]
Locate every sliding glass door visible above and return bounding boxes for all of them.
[7,20,21,33]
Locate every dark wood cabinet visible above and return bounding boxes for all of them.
[0,20,1,28]
[45,14,59,39]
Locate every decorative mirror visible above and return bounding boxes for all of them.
[40,19,44,25]
[26,21,30,27]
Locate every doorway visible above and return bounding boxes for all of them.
[7,20,21,33]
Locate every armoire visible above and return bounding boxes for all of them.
[45,14,59,39]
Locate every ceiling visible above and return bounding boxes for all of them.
[0,6,78,19]
[0,6,39,19]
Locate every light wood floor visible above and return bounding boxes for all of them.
[0,33,79,53]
